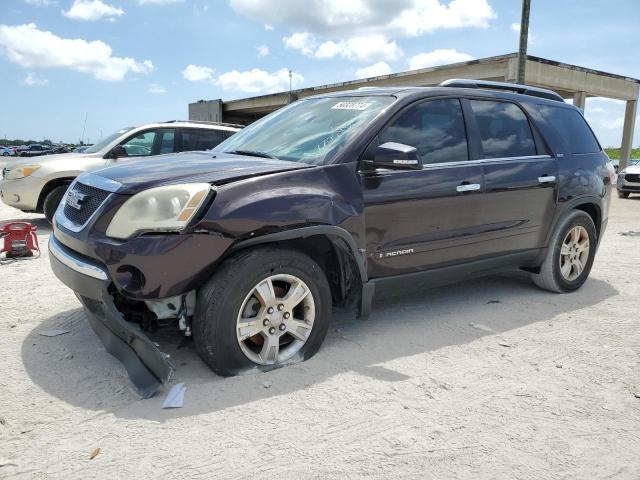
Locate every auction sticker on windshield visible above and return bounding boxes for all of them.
[331,102,372,110]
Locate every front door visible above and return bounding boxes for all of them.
[362,98,487,278]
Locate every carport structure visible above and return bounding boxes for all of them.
[189,53,640,169]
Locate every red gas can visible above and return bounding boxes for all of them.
[0,222,40,258]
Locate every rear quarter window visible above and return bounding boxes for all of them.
[537,105,600,154]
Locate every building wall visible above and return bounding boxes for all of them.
[188,100,223,122]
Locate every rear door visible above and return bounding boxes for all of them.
[465,98,558,253]
[361,97,486,278]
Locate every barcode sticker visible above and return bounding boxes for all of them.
[331,102,372,111]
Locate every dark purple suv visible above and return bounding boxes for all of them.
[49,80,613,397]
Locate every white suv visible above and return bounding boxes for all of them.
[1,121,241,222]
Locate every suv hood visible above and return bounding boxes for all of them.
[622,164,640,174]
[91,151,312,194]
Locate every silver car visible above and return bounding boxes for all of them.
[616,159,640,198]
[1,121,240,222]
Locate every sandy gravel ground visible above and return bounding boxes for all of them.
[0,195,639,479]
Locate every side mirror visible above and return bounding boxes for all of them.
[371,142,422,170]
[109,145,128,159]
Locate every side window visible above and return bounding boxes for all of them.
[379,98,468,164]
[537,105,600,154]
[121,131,156,157]
[120,129,175,156]
[158,129,175,154]
[181,129,226,152]
[469,100,537,159]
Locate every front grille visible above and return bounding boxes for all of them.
[63,182,110,227]
[625,173,640,183]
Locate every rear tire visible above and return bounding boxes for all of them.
[617,190,630,198]
[532,210,597,293]
[43,185,69,224]
[193,247,332,377]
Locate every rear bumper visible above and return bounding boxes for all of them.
[49,234,173,397]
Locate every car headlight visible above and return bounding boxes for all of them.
[106,183,211,239]
[5,165,41,180]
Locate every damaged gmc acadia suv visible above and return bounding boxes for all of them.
[49,80,612,397]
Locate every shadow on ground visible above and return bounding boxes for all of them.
[22,272,617,420]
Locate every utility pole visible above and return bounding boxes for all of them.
[288,69,293,103]
[81,112,88,145]
[516,0,531,84]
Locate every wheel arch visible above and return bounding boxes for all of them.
[36,177,76,212]
[227,226,368,312]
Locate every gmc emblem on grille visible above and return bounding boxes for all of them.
[66,190,87,210]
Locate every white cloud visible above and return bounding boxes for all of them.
[256,45,270,57]
[285,32,401,62]
[510,22,520,33]
[24,72,48,86]
[355,61,392,79]
[147,83,166,94]
[264,24,274,31]
[182,64,215,82]
[283,32,316,56]
[216,68,303,93]
[24,0,53,5]
[138,0,184,4]
[231,0,495,38]
[0,23,153,81]
[408,48,474,70]
[600,117,625,130]
[63,0,124,21]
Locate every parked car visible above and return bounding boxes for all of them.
[1,146,16,156]
[608,158,639,173]
[616,160,640,197]
[18,144,56,157]
[0,121,241,222]
[73,145,91,153]
[48,80,612,396]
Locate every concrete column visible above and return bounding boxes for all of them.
[620,99,637,171]
[573,91,587,111]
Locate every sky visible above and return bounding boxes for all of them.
[0,0,638,147]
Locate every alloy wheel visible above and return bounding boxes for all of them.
[559,225,590,281]
[236,274,315,365]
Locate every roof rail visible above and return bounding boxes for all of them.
[439,79,565,103]
[163,120,245,128]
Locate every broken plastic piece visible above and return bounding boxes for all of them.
[162,383,186,409]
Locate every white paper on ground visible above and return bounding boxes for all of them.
[162,383,186,409]
[38,329,70,337]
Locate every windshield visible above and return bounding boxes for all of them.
[213,96,395,165]
[83,127,134,154]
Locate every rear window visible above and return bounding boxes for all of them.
[470,100,537,159]
[182,129,226,151]
[537,105,600,154]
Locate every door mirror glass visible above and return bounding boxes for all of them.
[373,142,422,170]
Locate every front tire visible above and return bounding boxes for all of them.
[532,210,597,293]
[193,247,332,377]
[43,185,69,224]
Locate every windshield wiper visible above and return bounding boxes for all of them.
[227,149,277,159]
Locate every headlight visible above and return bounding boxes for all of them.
[5,165,41,180]
[106,183,211,239]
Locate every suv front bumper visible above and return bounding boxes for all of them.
[0,175,45,211]
[48,234,173,397]
[617,174,640,194]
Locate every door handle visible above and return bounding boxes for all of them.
[456,183,481,192]
[538,175,556,184]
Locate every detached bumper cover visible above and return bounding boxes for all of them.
[49,234,173,398]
